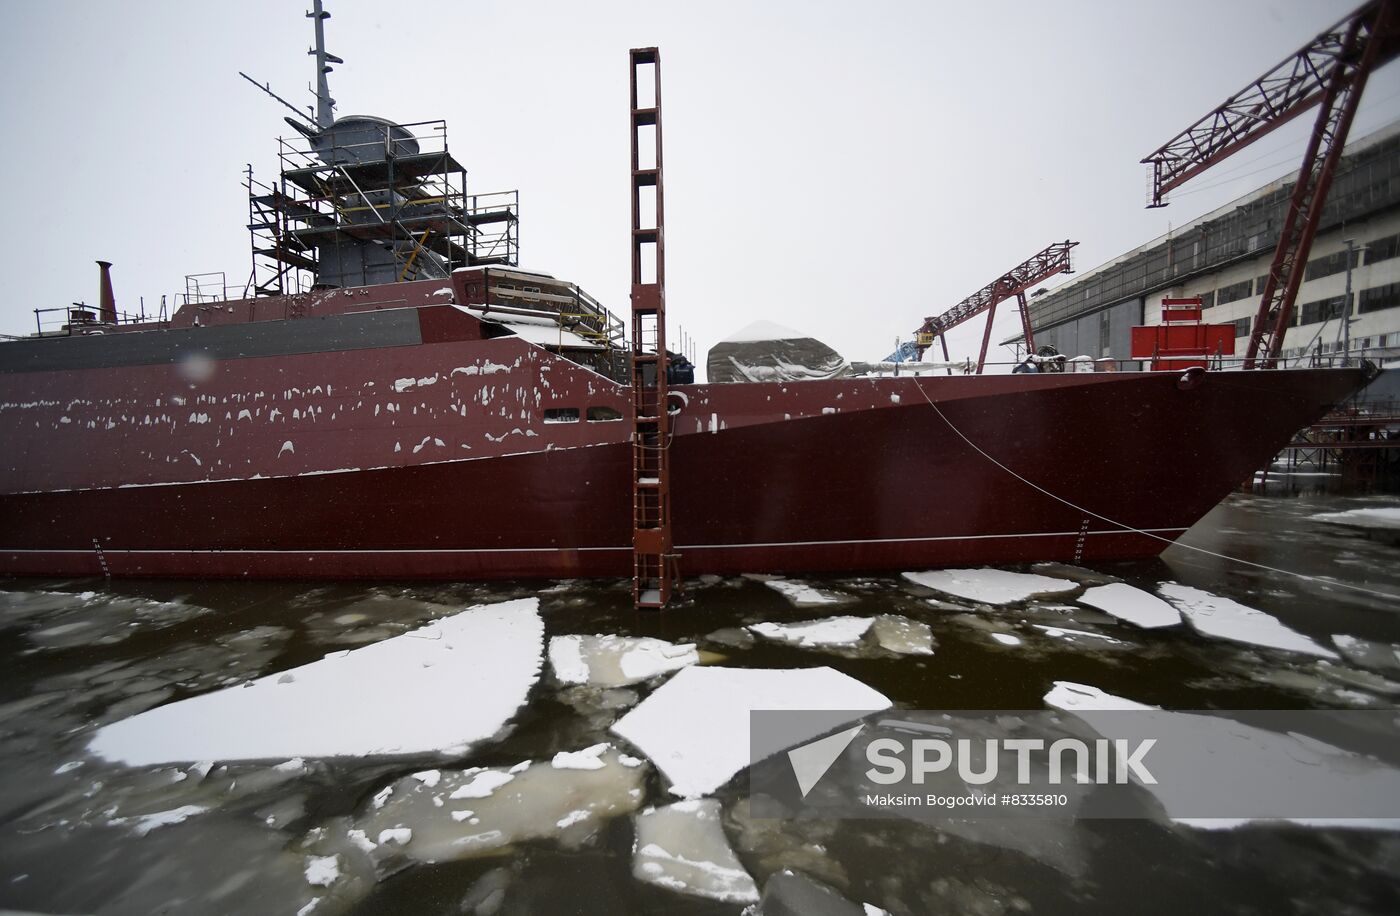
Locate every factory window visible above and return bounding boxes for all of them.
[1298,294,1349,325]
[1367,233,1399,264]
[1255,274,1272,295]
[1217,280,1252,304]
[586,406,623,422]
[543,407,580,423]
[1194,290,1216,309]
[1359,282,1400,315]
[1303,248,1359,282]
[1232,317,1252,338]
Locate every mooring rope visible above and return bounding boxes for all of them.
[909,376,1400,602]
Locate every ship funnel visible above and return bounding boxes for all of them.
[96,260,116,323]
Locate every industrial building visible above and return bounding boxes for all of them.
[1027,121,1400,368]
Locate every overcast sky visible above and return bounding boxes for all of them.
[2,0,1397,369]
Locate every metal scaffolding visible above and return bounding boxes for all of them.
[246,120,519,295]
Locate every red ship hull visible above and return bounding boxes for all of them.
[0,285,1369,580]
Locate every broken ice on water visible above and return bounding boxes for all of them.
[297,591,460,647]
[1158,583,1338,659]
[1311,507,1400,531]
[1076,583,1181,629]
[1045,680,1400,831]
[548,633,699,687]
[762,578,855,608]
[22,623,296,737]
[12,752,323,847]
[902,568,1078,605]
[632,799,759,903]
[3,589,215,650]
[610,666,890,798]
[1031,624,1127,647]
[310,743,647,869]
[88,598,545,764]
[1330,634,1400,674]
[747,615,934,656]
[749,617,873,648]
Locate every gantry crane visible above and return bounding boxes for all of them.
[1141,0,1400,368]
[913,241,1078,373]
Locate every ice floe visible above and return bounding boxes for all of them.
[328,743,646,865]
[1331,634,1400,673]
[749,617,873,648]
[868,615,935,655]
[1046,680,1400,830]
[89,598,544,764]
[902,568,1077,605]
[632,799,759,903]
[6,590,214,650]
[611,666,890,798]
[112,803,211,837]
[552,742,611,770]
[1032,624,1126,645]
[1077,583,1181,629]
[303,854,340,887]
[1158,584,1338,659]
[763,579,854,607]
[1312,507,1400,530]
[1043,681,1155,713]
[747,615,933,657]
[548,634,699,687]
[756,869,891,915]
[989,633,1023,647]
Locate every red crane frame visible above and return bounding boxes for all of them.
[914,241,1078,373]
[1141,0,1400,367]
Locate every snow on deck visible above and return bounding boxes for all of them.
[1158,584,1338,659]
[1076,583,1181,629]
[903,568,1078,605]
[610,666,890,798]
[88,598,544,764]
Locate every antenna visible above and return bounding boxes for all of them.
[239,72,317,128]
[307,0,339,130]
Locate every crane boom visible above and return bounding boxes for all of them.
[1140,0,1400,368]
[914,241,1077,372]
[1142,0,1400,207]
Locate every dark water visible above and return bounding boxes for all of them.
[1,486,1399,916]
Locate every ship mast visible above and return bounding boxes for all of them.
[243,1,520,296]
[307,0,340,131]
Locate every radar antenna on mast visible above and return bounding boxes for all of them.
[307,0,340,131]
[238,72,317,130]
[239,0,342,138]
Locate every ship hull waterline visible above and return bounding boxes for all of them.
[0,366,1369,581]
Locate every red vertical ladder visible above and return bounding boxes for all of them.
[629,47,678,609]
